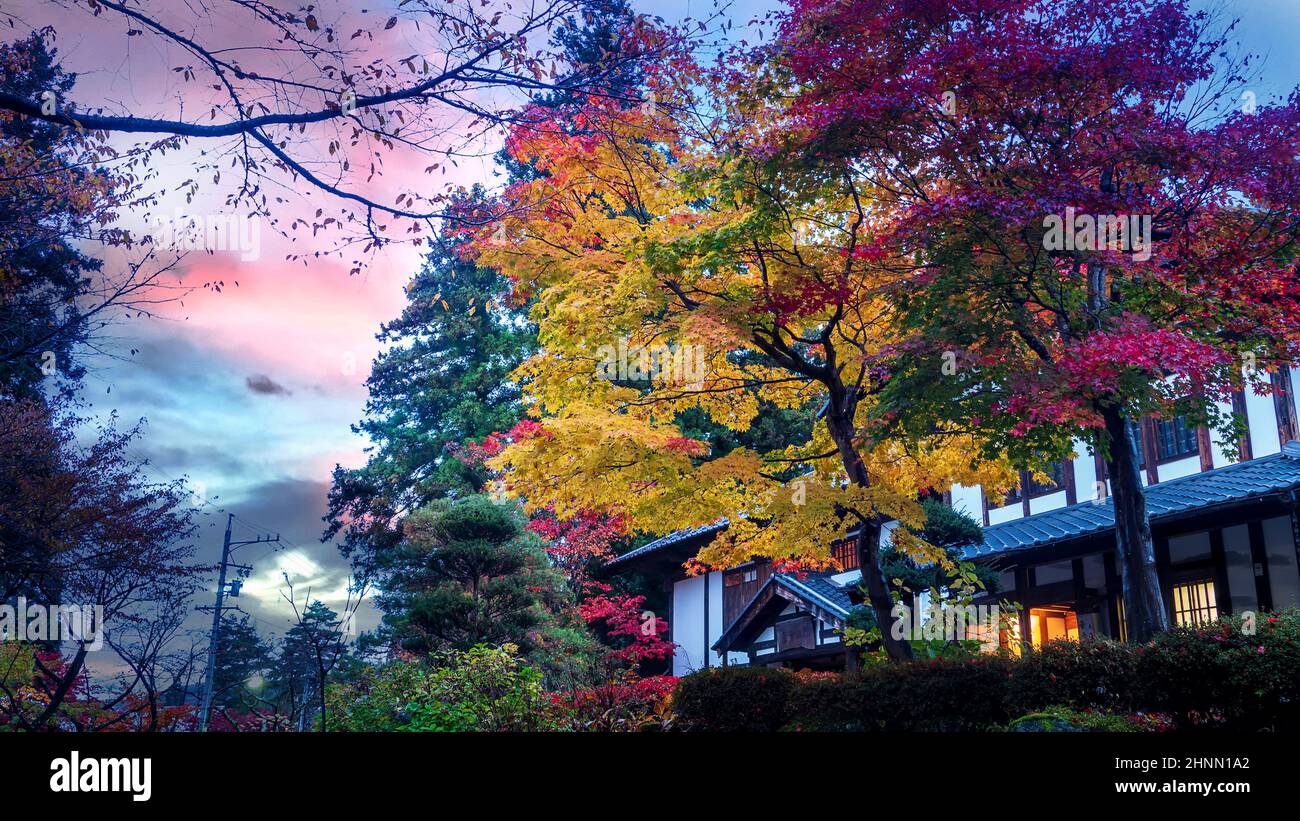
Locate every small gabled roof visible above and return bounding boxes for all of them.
[964,441,1300,560]
[711,572,854,653]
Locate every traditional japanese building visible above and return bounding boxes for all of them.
[606,370,1300,675]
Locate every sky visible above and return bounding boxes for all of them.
[10,0,1300,648]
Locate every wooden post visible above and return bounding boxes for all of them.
[1196,424,1215,471]
[1014,565,1031,653]
[1153,535,1172,624]
[1247,520,1274,612]
[1230,389,1254,462]
[1140,416,1160,485]
[1104,550,1124,641]
[1063,458,1078,505]
[1209,528,1232,616]
[1271,369,1299,446]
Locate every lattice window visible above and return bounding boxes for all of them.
[1155,416,1200,462]
[1172,579,1218,627]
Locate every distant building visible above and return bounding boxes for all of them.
[607,370,1300,674]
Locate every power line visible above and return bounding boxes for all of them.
[196,512,279,733]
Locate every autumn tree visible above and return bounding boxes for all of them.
[0,397,202,730]
[769,0,1300,641]
[472,53,1014,660]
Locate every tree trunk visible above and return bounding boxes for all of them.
[855,518,913,661]
[1100,405,1169,642]
[825,409,914,662]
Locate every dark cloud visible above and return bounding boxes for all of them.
[245,373,291,396]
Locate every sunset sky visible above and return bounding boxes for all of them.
[15,0,1300,641]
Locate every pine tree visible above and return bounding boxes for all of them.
[378,495,568,658]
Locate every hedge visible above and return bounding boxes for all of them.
[672,609,1300,732]
[672,667,796,732]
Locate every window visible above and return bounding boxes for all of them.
[1028,606,1079,648]
[1025,462,1064,498]
[1155,416,1200,462]
[1172,579,1218,627]
[832,539,859,571]
[1004,462,1065,506]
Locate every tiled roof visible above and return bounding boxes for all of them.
[775,573,854,618]
[603,520,728,569]
[965,442,1300,559]
[711,571,855,652]
[605,443,1300,571]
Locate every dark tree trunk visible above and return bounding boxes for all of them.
[1100,405,1169,642]
[854,518,913,661]
[825,409,914,662]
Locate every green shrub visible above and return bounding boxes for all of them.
[328,644,562,731]
[1136,610,1300,730]
[783,673,873,731]
[885,655,1016,730]
[1007,637,1139,716]
[672,667,794,732]
[784,655,1015,732]
[1009,706,1153,732]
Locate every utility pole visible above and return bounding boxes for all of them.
[197,513,277,732]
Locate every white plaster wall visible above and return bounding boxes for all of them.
[1159,455,1202,482]
[1028,489,1068,515]
[707,570,725,667]
[1073,445,1101,504]
[1211,398,1238,468]
[1246,387,1282,458]
[671,575,706,677]
[950,483,983,519]
[987,501,1020,525]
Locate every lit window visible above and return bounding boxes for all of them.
[1028,607,1079,648]
[1115,595,1128,643]
[1172,580,1217,627]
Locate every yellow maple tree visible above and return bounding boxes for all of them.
[473,68,1015,659]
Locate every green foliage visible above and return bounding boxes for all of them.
[1007,637,1140,715]
[324,236,535,575]
[1009,706,1152,733]
[0,33,104,394]
[1135,610,1300,730]
[327,644,560,732]
[269,599,349,729]
[378,495,570,660]
[784,658,1017,732]
[880,499,999,596]
[210,614,274,709]
[672,667,795,732]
